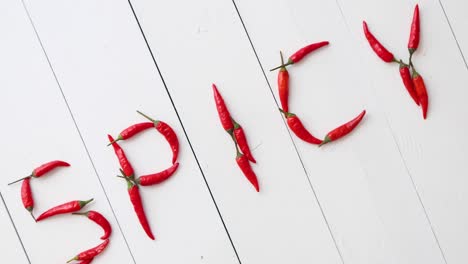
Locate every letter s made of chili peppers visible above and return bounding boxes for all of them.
[363,21,395,63]
[21,178,35,221]
[212,84,234,133]
[412,71,428,119]
[108,134,135,178]
[282,111,322,145]
[127,179,155,240]
[67,239,109,263]
[319,110,366,146]
[36,199,94,222]
[73,211,112,240]
[136,162,179,186]
[236,153,260,192]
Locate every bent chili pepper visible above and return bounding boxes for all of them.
[270,41,329,71]
[363,21,395,63]
[107,122,154,146]
[36,199,93,222]
[319,110,366,146]
[277,51,290,112]
[212,84,234,133]
[125,178,155,240]
[21,178,35,221]
[280,110,322,145]
[137,111,179,164]
[412,70,428,119]
[236,151,259,192]
[233,120,256,163]
[408,4,420,57]
[73,211,112,240]
[67,239,109,263]
[399,62,419,105]
[136,162,179,186]
[8,160,70,185]
[108,135,134,178]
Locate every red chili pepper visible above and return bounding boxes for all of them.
[107,122,154,146]
[73,211,112,240]
[212,84,234,133]
[232,120,256,163]
[8,160,70,185]
[408,4,420,55]
[281,110,322,145]
[126,178,155,240]
[108,134,134,178]
[137,111,180,164]
[136,162,179,186]
[270,41,329,71]
[67,239,109,263]
[21,178,35,221]
[399,62,420,105]
[363,21,395,63]
[412,70,428,119]
[36,199,93,222]
[320,110,366,146]
[236,152,259,192]
[277,51,290,112]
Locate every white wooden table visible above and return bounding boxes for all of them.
[1,0,467,263]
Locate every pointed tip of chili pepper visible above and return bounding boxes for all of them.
[107,134,115,144]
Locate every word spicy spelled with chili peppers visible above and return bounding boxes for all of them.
[213,84,260,192]
[8,160,112,263]
[363,4,428,119]
[273,43,366,146]
[108,111,181,240]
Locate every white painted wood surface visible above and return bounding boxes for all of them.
[1,0,467,263]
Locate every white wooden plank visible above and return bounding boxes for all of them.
[0,0,134,263]
[333,0,468,263]
[439,0,468,66]
[21,0,240,263]
[126,0,346,263]
[234,0,448,263]
[0,193,29,263]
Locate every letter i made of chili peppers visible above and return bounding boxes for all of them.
[67,239,109,263]
[21,178,35,221]
[36,199,94,222]
[73,211,112,240]
[137,111,179,164]
[8,160,70,185]
[212,83,234,134]
[362,21,395,63]
[319,110,366,147]
[124,177,155,240]
[108,134,135,178]
[412,69,428,119]
[399,61,419,105]
[232,119,256,163]
[270,41,329,71]
[280,109,322,145]
[408,4,420,64]
[107,122,155,146]
[277,51,290,113]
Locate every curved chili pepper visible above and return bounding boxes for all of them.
[281,110,322,145]
[270,41,329,71]
[363,21,395,63]
[108,135,134,178]
[107,122,154,146]
[212,84,234,133]
[233,120,256,163]
[236,152,259,192]
[399,62,419,105]
[278,51,290,112]
[126,178,155,240]
[73,211,112,240]
[408,4,420,55]
[21,178,35,221]
[36,199,93,222]
[8,160,70,185]
[136,162,179,186]
[412,70,428,119]
[320,110,366,146]
[136,111,180,164]
[67,239,109,263]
